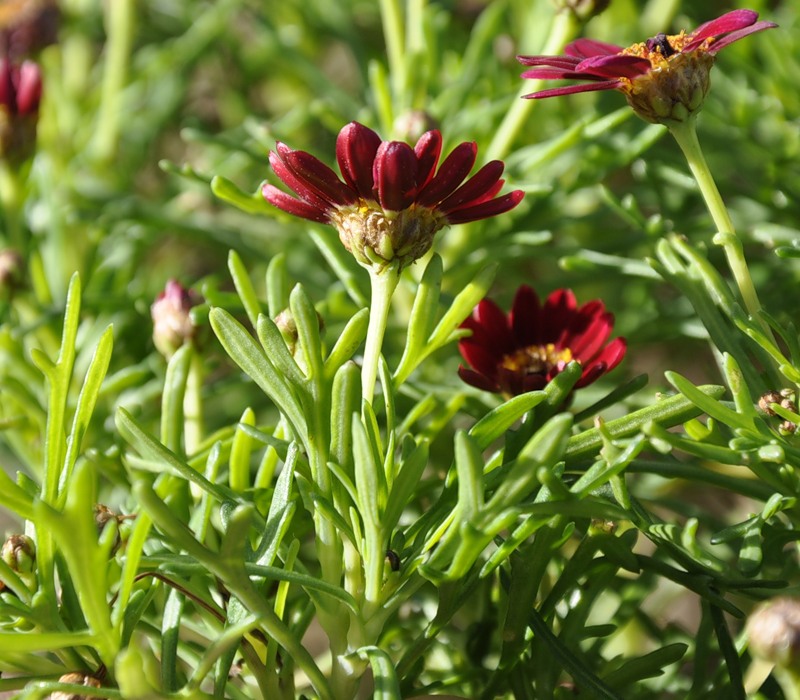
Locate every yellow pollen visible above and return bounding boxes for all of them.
[500,344,574,375]
[621,30,711,70]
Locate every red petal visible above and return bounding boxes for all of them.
[700,21,778,54]
[540,289,577,343]
[690,9,758,43]
[458,365,500,393]
[517,54,583,68]
[566,311,614,361]
[565,38,624,58]
[445,190,524,224]
[16,61,41,115]
[262,184,331,223]
[520,67,610,81]
[286,150,357,207]
[416,141,477,207]
[374,141,419,211]
[468,297,515,351]
[575,54,652,79]
[414,130,443,190]
[438,161,504,215]
[523,80,622,99]
[336,122,382,200]
[509,285,541,346]
[458,340,502,378]
[270,150,333,210]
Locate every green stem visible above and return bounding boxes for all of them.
[93,0,135,162]
[486,9,579,161]
[183,351,204,456]
[668,119,769,335]
[774,667,800,700]
[362,264,400,406]
[379,0,406,109]
[0,163,23,250]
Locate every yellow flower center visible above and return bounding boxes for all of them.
[621,31,712,69]
[500,344,574,375]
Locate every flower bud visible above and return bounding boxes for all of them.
[2,534,35,574]
[150,279,198,359]
[0,248,24,301]
[746,597,800,670]
[759,391,783,416]
[50,672,102,700]
[393,110,439,144]
[274,307,325,355]
[0,58,41,164]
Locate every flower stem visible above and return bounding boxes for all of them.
[183,350,204,456]
[378,0,406,109]
[93,0,135,162]
[486,9,579,161]
[362,264,400,405]
[668,119,770,335]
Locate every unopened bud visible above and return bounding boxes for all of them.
[50,672,102,700]
[0,248,24,300]
[274,307,325,355]
[151,279,198,358]
[2,534,35,574]
[0,58,41,164]
[393,110,439,144]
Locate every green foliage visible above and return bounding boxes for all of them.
[0,0,799,698]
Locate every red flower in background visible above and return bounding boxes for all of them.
[458,286,626,397]
[517,10,776,124]
[263,122,524,269]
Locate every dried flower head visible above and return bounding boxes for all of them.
[50,672,102,700]
[263,121,524,270]
[746,597,800,671]
[518,10,776,124]
[458,285,626,397]
[150,279,198,359]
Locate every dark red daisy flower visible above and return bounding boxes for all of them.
[458,285,626,397]
[263,121,524,270]
[518,9,776,124]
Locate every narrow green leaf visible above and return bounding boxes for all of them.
[211,175,274,215]
[229,407,256,492]
[356,646,402,700]
[666,372,753,432]
[324,308,369,378]
[266,253,289,319]
[161,588,184,692]
[383,437,429,533]
[290,284,324,382]
[566,385,726,463]
[228,250,263,328]
[469,391,547,450]
[210,307,308,444]
[117,408,230,502]
[255,314,306,387]
[454,432,484,520]
[394,253,443,384]
[254,443,298,567]
[161,343,192,454]
[428,263,497,350]
[602,643,688,687]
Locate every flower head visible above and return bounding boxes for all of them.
[263,122,524,270]
[458,285,626,397]
[0,58,41,162]
[518,9,776,124]
[151,280,199,359]
[746,597,800,671]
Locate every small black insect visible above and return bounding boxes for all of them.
[646,32,676,57]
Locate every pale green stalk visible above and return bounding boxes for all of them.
[379,0,406,105]
[669,118,770,336]
[362,264,401,405]
[183,351,204,456]
[93,0,135,162]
